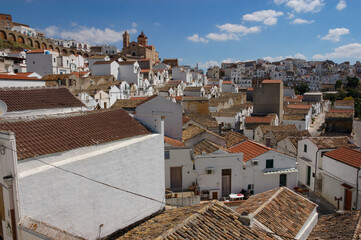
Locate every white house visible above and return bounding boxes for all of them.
[0,109,165,240]
[321,147,361,210]
[136,95,182,140]
[94,90,110,109]
[87,55,110,70]
[118,61,142,87]
[230,140,297,194]
[108,85,121,107]
[297,137,358,192]
[92,61,119,79]
[77,91,97,109]
[0,73,45,88]
[26,49,60,76]
[172,66,192,83]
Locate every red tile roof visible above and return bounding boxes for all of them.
[222,81,232,84]
[324,147,361,168]
[0,87,85,112]
[229,140,270,162]
[0,74,41,80]
[245,116,272,124]
[93,61,115,65]
[27,49,52,54]
[287,104,311,110]
[262,79,282,84]
[0,109,150,160]
[71,71,89,77]
[164,136,185,147]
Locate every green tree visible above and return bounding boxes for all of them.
[346,76,360,89]
[335,80,342,90]
[295,83,310,95]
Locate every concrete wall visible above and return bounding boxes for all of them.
[92,61,119,79]
[3,107,87,119]
[282,119,308,131]
[26,53,54,76]
[253,82,283,120]
[0,79,46,88]
[136,96,182,141]
[118,63,140,86]
[17,133,165,239]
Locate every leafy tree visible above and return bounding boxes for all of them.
[346,76,360,89]
[295,83,310,95]
[335,80,342,90]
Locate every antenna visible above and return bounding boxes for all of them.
[0,100,8,116]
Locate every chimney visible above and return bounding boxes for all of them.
[239,211,254,227]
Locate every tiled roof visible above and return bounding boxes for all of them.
[222,131,248,148]
[42,74,75,80]
[0,87,85,112]
[284,97,302,103]
[245,116,272,124]
[236,187,317,239]
[334,99,354,106]
[0,109,150,160]
[229,140,270,162]
[88,55,107,59]
[259,125,298,134]
[118,201,276,240]
[262,79,282,84]
[308,136,358,149]
[118,61,136,65]
[211,111,237,117]
[93,60,115,65]
[184,114,219,129]
[182,125,206,142]
[193,139,230,155]
[164,136,186,148]
[112,95,157,109]
[0,73,41,80]
[324,147,361,168]
[181,96,208,101]
[308,211,361,240]
[326,111,353,118]
[286,104,311,110]
[271,130,310,142]
[184,87,202,92]
[283,114,306,120]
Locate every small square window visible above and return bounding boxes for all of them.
[304,144,308,153]
[164,151,170,159]
[266,159,274,169]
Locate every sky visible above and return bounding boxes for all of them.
[3,0,361,69]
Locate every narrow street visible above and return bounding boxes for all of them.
[309,112,325,137]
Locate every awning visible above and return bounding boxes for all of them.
[264,168,298,175]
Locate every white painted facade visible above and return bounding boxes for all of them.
[321,155,361,210]
[3,106,88,119]
[26,50,60,76]
[109,85,121,107]
[282,117,310,131]
[118,62,141,87]
[92,61,119,79]
[171,67,192,83]
[94,90,110,109]
[136,96,182,140]
[0,79,46,88]
[77,92,97,109]
[195,152,244,200]
[243,150,297,194]
[297,139,319,191]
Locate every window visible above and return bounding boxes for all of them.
[321,152,326,157]
[266,159,274,169]
[304,144,307,153]
[164,150,170,159]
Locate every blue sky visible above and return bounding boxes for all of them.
[3,0,361,69]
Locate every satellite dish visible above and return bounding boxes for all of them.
[0,100,8,117]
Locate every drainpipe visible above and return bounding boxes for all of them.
[314,149,321,192]
[357,167,360,210]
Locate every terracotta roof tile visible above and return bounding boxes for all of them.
[164,136,186,147]
[262,79,282,84]
[308,136,358,149]
[42,74,76,81]
[229,140,270,162]
[222,131,248,148]
[0,109,150,160]
[0,73,41,81]
[193,139,230,155]
[287,104,311,110]
[334,99,354,107]
[309,211,361,240]
[236,187,317,239]
[259,125,298,134]
[324,147,361,168]
[182,125,206,142]
[245,116,272,124]
[0,87,85,112]
[271,130,310,142]
[184,114,218,129]
[118,201,276,240]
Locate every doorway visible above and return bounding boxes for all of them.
[170,167,182,191]
[344,188,352,210]
[222,169,231,197]
[279,174,287,187]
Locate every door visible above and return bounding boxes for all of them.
[344,189,352,210]
[0,186,4,239]
[306,166,311,186]
[222,169,232,197]
[170,167,182,191]
[212,191,218,200]
[279,174,287,187]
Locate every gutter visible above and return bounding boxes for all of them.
[357,167,360,210]
[314,149,321,192]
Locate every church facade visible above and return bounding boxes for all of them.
[121,31,160,63]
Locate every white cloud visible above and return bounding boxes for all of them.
[131,22,137,28]
[127,28,137,34]
[221,58,240,63]
[206,33,239,41]
[262,53,306,62]
[287,12,295,19]
[336,0,346,10]
[312,43,361,59]
[321,28,350,42]
[216,23,261,34]
[42,25,59,38]
[274,0,324,13]
[154,22,161,26]
[199,60,219,69]
[291,18,314,24]
[187,34,209,43]
[42,25,125,44]
[242,10,283,25]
